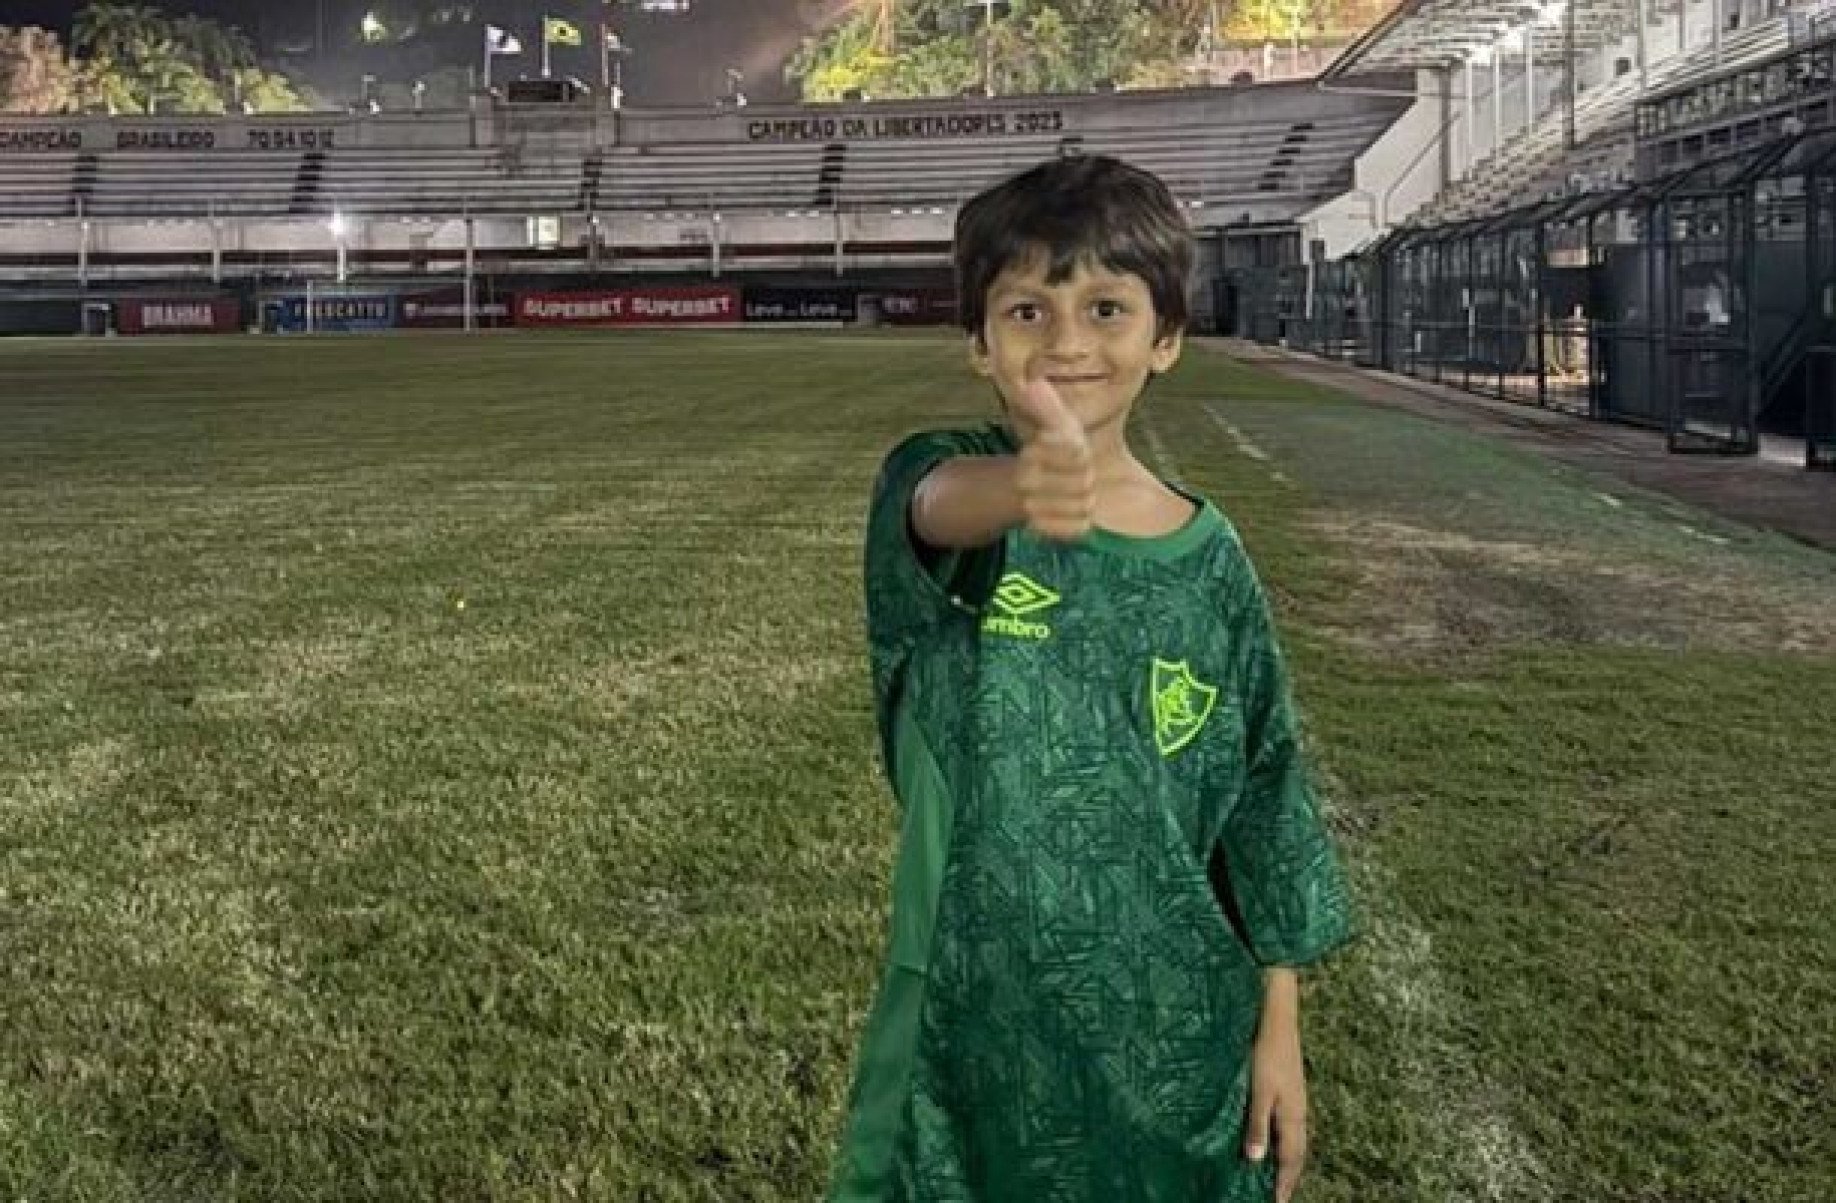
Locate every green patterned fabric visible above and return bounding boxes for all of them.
[829,424,1355,1203]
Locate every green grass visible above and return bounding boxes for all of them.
[2,331,1832,1201]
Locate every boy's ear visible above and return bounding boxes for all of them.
[968,330,993,378]
[1149,327,1185,375]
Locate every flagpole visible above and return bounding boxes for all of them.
[599,21,610,99]
[484,36,492,91]
[542,26,551,79]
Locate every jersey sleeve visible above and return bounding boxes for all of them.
[1211,535,1356,969]
[861,428,1008,776]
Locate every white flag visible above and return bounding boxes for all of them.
[485,24,523,55]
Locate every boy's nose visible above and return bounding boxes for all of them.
[1043,321,1093,359]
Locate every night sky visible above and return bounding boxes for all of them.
[0,0,856,106]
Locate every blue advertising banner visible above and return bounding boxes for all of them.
[270,294,396,333]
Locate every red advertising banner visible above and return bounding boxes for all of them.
[515,285,741,327]
[116,296,241,335]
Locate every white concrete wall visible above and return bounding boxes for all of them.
[1296,71,1446,258]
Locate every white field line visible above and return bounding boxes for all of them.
[1199,402,1291,484]
[1172,400,1551,1198]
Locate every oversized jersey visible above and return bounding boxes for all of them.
[828,424,1356,1203]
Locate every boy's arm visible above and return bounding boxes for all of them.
[910,456,1025,550]
[913,375,1095,550]
[1260,966,1300,1032]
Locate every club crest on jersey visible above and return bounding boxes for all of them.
[981,572,1059,640]
[1151,658,1217,756]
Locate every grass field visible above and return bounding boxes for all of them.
[3,331,1833,1202]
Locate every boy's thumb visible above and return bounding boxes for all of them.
[1010,375,1079,442]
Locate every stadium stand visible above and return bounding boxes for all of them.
[0,153,80,218]
[602,140,829,211]
[1412,15,1794,225]
[316,147,588,216]
[826,111,1397,208]
[86,151,304,218]
[0,103,1400,225]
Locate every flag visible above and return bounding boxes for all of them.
[543,17,583,46]
[484,24,522,55]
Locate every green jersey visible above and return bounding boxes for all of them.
[828,424,1355,1203]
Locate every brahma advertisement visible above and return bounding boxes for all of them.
[515,285,741,327]
[116,297,242,335]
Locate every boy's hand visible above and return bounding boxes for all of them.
[1008,374,1094,543]
[1245,1020,1309,1202]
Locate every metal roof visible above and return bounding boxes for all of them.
[1325,0,1648,77]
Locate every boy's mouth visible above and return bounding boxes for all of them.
[1047,375,1108,385]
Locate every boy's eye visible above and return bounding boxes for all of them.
[1006,302,1043,322]
[1093,299,1128,319]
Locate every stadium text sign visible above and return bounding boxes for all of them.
[516,286,740,326]
[0,128,82,152]
[745,109,1067,142]
[0,125,341,153]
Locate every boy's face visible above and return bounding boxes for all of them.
[970,249,1183,439]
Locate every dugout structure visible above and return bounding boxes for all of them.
[1271,122,1836,469]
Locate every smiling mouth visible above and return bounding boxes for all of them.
[1048,376,1109,384]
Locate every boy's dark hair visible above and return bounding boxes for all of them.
[954,154,1195,344]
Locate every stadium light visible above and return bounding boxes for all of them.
[328,211,350,239]
[361,11,387,42]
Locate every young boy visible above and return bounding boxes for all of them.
[828,155,1356,1203]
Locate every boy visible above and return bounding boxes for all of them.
[828,155,1356,1203]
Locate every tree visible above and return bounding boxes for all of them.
[70,2,309,114]
[787,0,1210,101]
[1227,0,1321,42]
[228,65,311,113]
[0,26,78,113]
[72,3,164,67]
[171,14,256,86]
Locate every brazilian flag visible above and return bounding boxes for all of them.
[543,16,583,46]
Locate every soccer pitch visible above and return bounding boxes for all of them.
[3,331,1833,1202]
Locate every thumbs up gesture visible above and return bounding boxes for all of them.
[1010,372,1095,543]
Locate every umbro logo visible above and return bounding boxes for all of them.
[982,572,1059,640]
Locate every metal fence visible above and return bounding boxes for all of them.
[1237,127,1836,469]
